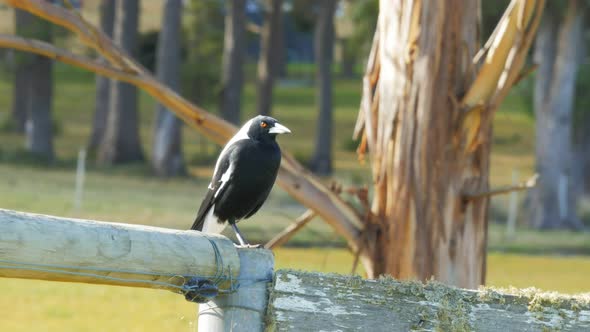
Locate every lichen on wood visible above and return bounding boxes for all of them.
[267,270,590,331]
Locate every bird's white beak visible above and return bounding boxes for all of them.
[269,123,291,134]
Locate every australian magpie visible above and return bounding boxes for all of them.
[191,115,291,246]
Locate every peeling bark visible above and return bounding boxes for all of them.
[355,0,543,288]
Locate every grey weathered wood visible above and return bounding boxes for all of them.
[0,208,239,292]
[268,270,590,332]
[199,249,274,332]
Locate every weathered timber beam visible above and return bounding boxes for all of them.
[0,209,239,292]
[0,0,364,254]
[268,270,590,331]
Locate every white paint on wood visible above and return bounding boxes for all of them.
[0,208,240,292]
[198,249,274,332]
[73,148,86,211]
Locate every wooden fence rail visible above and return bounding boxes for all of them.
[0,208,274,332]
[1,208,589,331]
[0,208,239,291]
[268,270,590,331]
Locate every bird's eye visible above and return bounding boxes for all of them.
[260,122,268,128]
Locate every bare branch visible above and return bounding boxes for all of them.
[264,210,316,249]
[464,174,539,200]
[0,0,365,253]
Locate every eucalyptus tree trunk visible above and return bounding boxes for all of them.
[257,0,283,116]
[98,0,144,164]
[19,9,54,160]
[354,0,543,288]
[309,0,337,175]
[361,0,482,287]
[220,0,246,125]
[152,0,185,177]
[529,1,585,230]
[88,0,115,153]
[26,52,54,160]
[11,10,35,133]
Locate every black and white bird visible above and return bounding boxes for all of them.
[191,115,291,246]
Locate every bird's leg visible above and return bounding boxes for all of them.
[231,221,248,246]
[230,221,262,248]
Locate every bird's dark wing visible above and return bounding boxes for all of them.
[191,148,232,231]
[244,182,275,219]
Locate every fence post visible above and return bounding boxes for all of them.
[198,248,274,332]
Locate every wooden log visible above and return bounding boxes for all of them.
[199,249,274,332]
[268,270,590,331]
[0,208,239,293]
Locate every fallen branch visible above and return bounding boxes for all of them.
[464,173,539,200]
[264,210,316,249]
[0,0,365,254]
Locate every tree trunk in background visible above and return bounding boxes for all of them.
[574,120,590,196]
[220,0,246,125]
[98,0,144,164]
[276,15,287,78]
[339,38,356,78]
[19,9,54,160]
[357,0,486,287]
[309,0,337,175]
[529,1,584,230]
[257,0,283,116]
[152,0,185,177]
[88,0,116,153]
[27,52,54,160]
[11,10,35,133]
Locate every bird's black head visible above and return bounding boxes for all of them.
[245,116,291,143]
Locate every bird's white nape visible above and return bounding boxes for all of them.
[200,206,227,234]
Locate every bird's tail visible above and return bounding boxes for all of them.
[191,208,208,231]
[191,207,226,234]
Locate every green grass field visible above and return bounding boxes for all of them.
[0,30,588,331]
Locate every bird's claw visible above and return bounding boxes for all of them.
[233,243,263,249]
